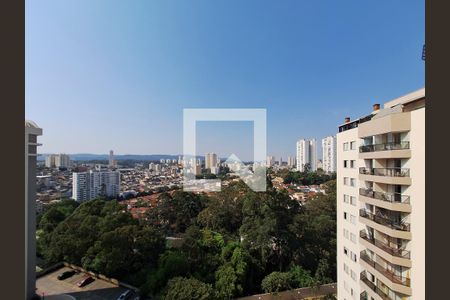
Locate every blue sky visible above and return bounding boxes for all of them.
[26,0,424,161]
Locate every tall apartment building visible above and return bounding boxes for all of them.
[25,120,42,300]
[296,138,317,172]
[266,155,275,167]
[45,153,70,168]
[45,155,55,168]
[322,136,337,173]
[337,88,425,300]
[108,150,117,168]
[55,153,70,168]
[205,152,218,169]
[72,170,120,202]
[287,156,296,168]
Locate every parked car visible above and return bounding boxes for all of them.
[77,276,95,287]
[57,270,76,280]
[117,290,132,300]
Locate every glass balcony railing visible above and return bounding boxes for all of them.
[359,188,410,204]
[360,142,410,153]
[359,209,410,232]
[359,167,410,177]
[360,230,410,259]
[360,252,411,287]
[360,272,392,300]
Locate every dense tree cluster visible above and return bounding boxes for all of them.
[277,169,336,185]
[37,178,337,299]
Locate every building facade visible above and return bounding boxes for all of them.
[322,136,337,173]
[205,152,218,169]
[45,153,70,168]
[25,120,42,300]
[72,170,121,202]
[296,138,317,172]
[55,153,70,168]
[287,156,296,168]
[337,88,425,300]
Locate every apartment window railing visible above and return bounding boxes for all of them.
[360,272,392,300]
[359,142,410,153]
[360,230,410,259]
[359,188,410,204]
[359,167,410,177]
[359,209,410,232]
[360,252,411,287]
[360,292,368,300]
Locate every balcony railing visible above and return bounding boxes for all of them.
[359,209,410,232]
[360,292,368,300]
[360,272,392,300]
[359,188,410,204]
[360,230,410,259]
[360,142,410,153]
[360,252,411,287]
[359,167,410,177]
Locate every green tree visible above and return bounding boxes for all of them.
[142,250,190,297]
[197,182,246,236]
[288,265,314,288]
[240,188,301,272]
[290,180,337,280]
[162,277,216,300]
[261,271,293,293]
[147,191,207,234]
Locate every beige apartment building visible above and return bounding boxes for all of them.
[337,88,425,300]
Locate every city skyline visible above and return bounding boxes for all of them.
[26,1,424,160]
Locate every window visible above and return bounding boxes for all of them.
[350,214,356,224]
[344,263,349,274]
[344,177,349,185]
[344,247,348,255]
[350,160,356,168]
[344,194,349,203]
[350,196,357,206]
[344,212,348,220]
[350,233,356,243]
[343,142,349,151]
[344,160,348,168]
[343,229,349,239]
[350,178,356,187]
[350,141,356,150]
[351,252,357,262]
[351,270,356,281]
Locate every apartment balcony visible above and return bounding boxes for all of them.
[360,272,391,300]
[358,111,411,138]
[359,230,411,267]
[359,188,411,213]
[360,292,369,300]
[359,142,411,159]
[360,252,412,296]
[359,209,411,240]
[359,167,411,185]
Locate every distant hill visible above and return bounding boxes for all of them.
[38,153,188,161]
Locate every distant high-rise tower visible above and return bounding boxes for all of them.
[205,153,218,169]
[287,156,296,168]
[109,150,114,167]
[25,120,42,299]
[266,155,275,167]
[322,136,337,173]
[296,139,317,172]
